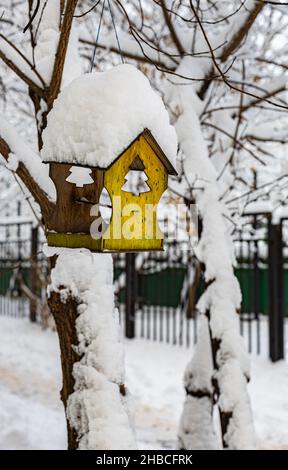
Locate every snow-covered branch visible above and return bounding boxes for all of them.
[0,35,45,95]
[197,0,265,98]
[0,116,55,219]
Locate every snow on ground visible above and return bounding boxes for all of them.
[0,317,66,450]
[0,316,287,450]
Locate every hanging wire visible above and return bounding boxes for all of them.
[90,0,124,71]
[90,0,106,72]
[107,0,124,64]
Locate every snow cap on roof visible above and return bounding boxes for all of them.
[41,64,177,169]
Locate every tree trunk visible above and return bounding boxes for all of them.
[29,226,39,323]
[206,311,234,449]
[48,290,80,449]
[178,315,218,450]
[47,252,136,450]
[178,196,255,449]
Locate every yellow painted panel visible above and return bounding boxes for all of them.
[103,135,167,251]
[47,232,103,251]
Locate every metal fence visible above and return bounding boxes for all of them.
[234,212,270,356]
[0,221,32,318]
[234,212,284,361]
[114,244,198,347]
[114,212,285,360]
[0,214,285,360]
[0,221,48,322]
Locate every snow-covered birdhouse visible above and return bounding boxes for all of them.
[42,65,177,252]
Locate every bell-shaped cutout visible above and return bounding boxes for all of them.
[99,187,112,225]
[66,166,93,187]
[121,170,151,196]
[90,188,112,240]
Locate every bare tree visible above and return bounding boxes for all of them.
[78,0,288,448]
[0,0,135,450]
[0,0,287,450]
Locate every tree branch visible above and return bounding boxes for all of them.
[0,33,46,87]
[47,0,79,110]
[221,2,264,62]
[198,1,265,99]
[159,0,185,56]
[79,37,175,70]
[0,137,54,221]
[237,83,287,114]
[0,49,45,97]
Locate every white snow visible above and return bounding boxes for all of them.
[32,1,82,87]
[6,153,19,172]
[0,316,287,450]
[244,200,273,215]
[166,58,255,448]
[41,64,177,169]
[80,28,176,71]
[48,250,136,450]
[0,36,44,88]
[0,215,33,225]
[0,116,56,200]
[33,0,60,84]
[0,317,66,450]
[8,0,82,92]
[178,316,218,449]
[62,25,83,88]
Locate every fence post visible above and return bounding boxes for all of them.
[125,253,136,339]
[268,220,284,361]
[30,226,38,323]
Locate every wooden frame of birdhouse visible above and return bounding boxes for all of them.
[45,129,177,252]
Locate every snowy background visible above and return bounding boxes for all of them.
[0,0,288,451]
[0,316,287,450]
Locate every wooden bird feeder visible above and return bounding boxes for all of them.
[45,129,177,252]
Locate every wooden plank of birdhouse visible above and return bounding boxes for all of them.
[47,232,103,251]
[142,129,177,176]
[129,155,146,171]
[47,163,105,234]
[47,232,164,252]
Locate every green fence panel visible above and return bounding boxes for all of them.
[2,263,288,316]
[284,270,288,317]
[0,267,30,295]
[235,267,273,316]
[116,267,187,307]
[138,268,186,307]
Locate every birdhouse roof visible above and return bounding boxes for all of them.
[41,64,177,171]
